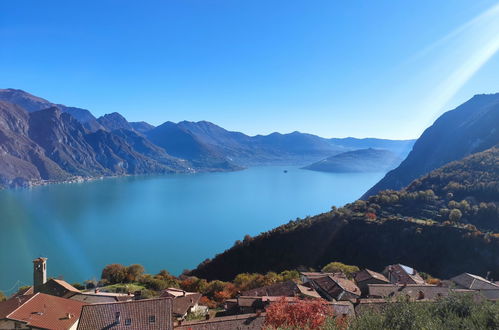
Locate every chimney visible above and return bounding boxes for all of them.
[33,257,48,293]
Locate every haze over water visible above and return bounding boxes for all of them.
[0,167,383,293]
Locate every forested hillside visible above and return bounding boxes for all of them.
[191,147,499,281]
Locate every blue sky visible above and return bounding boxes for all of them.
[1,0,499,139]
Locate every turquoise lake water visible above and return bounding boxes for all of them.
[0,166,384,293]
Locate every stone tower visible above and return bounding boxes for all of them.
[33,257,47,292]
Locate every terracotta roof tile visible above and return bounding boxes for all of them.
[4,293,85,330]
[77,298,173,330]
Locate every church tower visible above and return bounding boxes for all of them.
[33,257,47,292]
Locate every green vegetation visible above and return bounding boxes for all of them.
[191,147,499,281]
[322,294,499,330]
[321,262,359,278]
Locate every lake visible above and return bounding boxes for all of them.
[0,166,384,294]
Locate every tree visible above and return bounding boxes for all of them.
[265,297,331,329]
[0,291,6,302]
[126,264,145,282]
[321,261,359,278]
[449,209,463,222]
[101,264,128,284]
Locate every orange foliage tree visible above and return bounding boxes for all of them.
[264,297,332,329]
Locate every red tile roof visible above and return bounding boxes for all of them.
[1,293,86,330]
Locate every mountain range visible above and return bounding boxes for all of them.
[0,88,414,187]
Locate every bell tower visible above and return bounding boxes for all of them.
[33,257,47,292]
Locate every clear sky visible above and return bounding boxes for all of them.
[1,0,499,139]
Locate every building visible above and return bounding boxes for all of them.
[176,313,265,329]
[310,275,361,301]
[367,283,475,300]
[241,280,321,299]
[451,273,499,290]
[299,272,338,284]
[33,257,47,293]
[68,291,134,304]
[37,279,81,298]
[353,269,389,296]
[160,288,206,320]
[0,292,86,330]
[383,264,425,285]
[77,298,173,330]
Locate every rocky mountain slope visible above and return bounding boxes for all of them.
[0,102,190,187]
[363,93,499,198]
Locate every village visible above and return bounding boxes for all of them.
[0,258,498,329]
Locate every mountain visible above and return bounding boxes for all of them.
[0,102,191,188]
[146,122,240,171]
[363,93,499,199]
[303,148,403,173]
[0,101,69,187]
[130,121,155,134]
[97,112,135,131]
[0,89,105,132]
[190,146,499,281]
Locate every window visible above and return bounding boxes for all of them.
[149,315,156,323]
[125,318,132,326]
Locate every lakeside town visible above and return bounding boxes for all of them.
[1,258,498,329]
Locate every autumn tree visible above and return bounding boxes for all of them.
[0,291,6,302]
[101,264,128,284]
[126,264,145,282]
[265,297,331,329]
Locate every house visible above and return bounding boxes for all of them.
[37,279,82,298]
[226,296,297,314]
[300,272,338,284]
[310,275,361,301]
[383,264,425,285]
[353,269,389,296]
[30,257,81,299]
[160,288,206,320]
[68,291,134,304]
[451,273,499,290]
[176,313,265,329]
[77,298,173,330]
[0,292,86,330]
[241,280,321,299]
